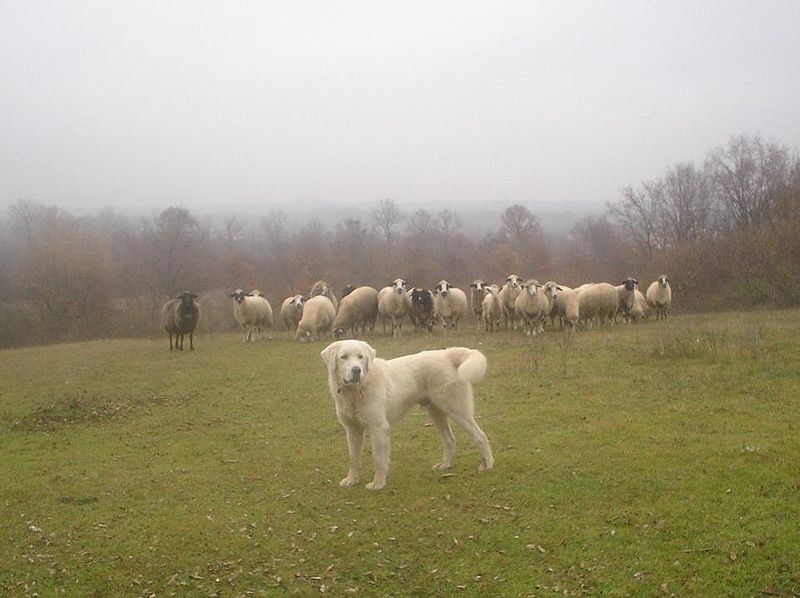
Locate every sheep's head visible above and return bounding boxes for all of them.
[434,280,451,297]
[470,279,485,291]
[544,281,561,299]
[522,279,541,295]
[289,295,304,308]
[392,278,407,294]
[341,284,356,298]
[230,289,247,303]
[411,288,433,307]
[505,274,520,289]
[658,274,670,287]
[621,278,639,291]
[178,291,197,306]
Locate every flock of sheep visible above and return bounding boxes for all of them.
[160,275,673,349]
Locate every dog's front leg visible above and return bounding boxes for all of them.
[366,425,390,490]
[340,424,364,487]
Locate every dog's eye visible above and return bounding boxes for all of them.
[340,354,347,360]
[357,354,363,359]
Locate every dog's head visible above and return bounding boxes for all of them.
[321,340,376,385]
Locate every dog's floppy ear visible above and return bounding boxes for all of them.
[359,341,377,370]
[320,342,342,370]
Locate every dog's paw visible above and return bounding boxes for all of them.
[365,480,385,491]
[431,462,452,471]
[339,476,358,487]
[478,458,494,472]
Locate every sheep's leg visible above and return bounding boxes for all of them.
[189,331,194,351]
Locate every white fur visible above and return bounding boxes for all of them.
[296,295,336,342]
[377,279,411,337]
[498,274,522,329]
[433,280,468,331]
[646,275,672,320]
[321,340,494,490]
[280,295,305,337]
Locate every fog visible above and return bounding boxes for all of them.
[1,1,798,219]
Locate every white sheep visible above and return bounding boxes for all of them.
[469,279,488,327]
[498,274,522,329]
[615,277,640,323]
[514,279,551,336]
[576,282,619,328]
[280,295,305,338]
[630,289,649,321]
[230,289,273,342]
[543,281,579,331]
[481,284,502,331]
[310,280,338,312]
[433,280,468,331]
[378,278,411,337]
[333,286,379,338]
[296,295,336,342]
[646,274,672,320]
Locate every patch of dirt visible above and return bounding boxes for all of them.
[11,390,195,431]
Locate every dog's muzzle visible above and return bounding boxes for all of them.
[344,365,362,384]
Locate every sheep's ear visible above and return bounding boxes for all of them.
[633,279,639,285]
[192,293,198,298]
[556,286,563,292]
[320,342,341,370]
[229,292,236,297]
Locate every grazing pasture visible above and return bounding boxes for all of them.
[1,310,799,596]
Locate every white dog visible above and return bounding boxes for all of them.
[320,340,494,490]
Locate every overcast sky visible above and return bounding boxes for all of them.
[1,1,798,216]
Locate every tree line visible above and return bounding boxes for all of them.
[0,133,797,348]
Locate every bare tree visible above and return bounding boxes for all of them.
[608,184,664,259]
[370,198,404,248]
[436,209,462,256]
[659,162,712,244]
[706,134,794,230]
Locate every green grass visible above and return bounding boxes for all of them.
[1,311,799,596]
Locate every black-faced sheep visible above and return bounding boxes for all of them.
[161,291,200,351]
[231,289,274,342]
[409,288,435,331]
[616,277,640,323]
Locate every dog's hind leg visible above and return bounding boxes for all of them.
[340,424,365,487]
[428,406,456,471]
[445,399,494,471]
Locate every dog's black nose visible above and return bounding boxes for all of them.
[351,365,361,377]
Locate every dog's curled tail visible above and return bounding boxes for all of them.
[455,348,488,384]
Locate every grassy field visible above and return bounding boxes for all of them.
[1,310,799,596]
